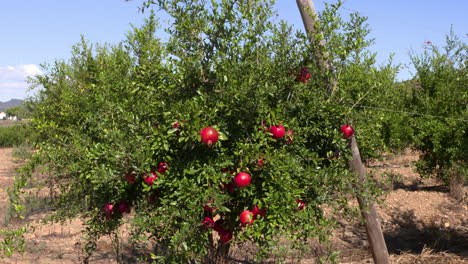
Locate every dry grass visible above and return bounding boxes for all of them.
[391,247,467,264]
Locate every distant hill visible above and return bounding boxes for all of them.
[0,99,23,111]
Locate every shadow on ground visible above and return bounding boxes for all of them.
[393,181,450,193]
[384,209,468,258]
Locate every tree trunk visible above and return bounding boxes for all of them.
[204,234,231,264]
[449,172,465,201]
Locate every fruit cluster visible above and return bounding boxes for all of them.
[104,122,354,243]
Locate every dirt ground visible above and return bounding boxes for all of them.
[0,120,23,127]
[0,148,466,263]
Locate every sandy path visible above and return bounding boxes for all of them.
[0,148,20,226]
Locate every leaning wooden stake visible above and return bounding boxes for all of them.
[347,136,390,263]
[296,1,390,263]
[295,0,336,95]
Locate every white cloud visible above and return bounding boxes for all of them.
[0,64,43,101]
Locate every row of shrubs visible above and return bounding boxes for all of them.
[0,126,24,147]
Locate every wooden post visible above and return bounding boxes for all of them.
[347,136,390,264]
[296,0,322,45]
[296,1,390,263]
[296,0,336,95]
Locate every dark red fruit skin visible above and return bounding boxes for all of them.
[203,200,216,213]
[256,159,265,167]
[104,203,114,218]
[157,162,168,174]
[124,171,136,184]
[269,125,286,139]
[340,124,355,139]
[143,172,158,186]
[213,219,225,232]
[234,172,251,188]
[252,205,267,218]
[296,200,306,211]
[220,182,235,193]
[239,210,254,226]
[328,151,340,160]
[117,202,130,214]
[201,217,215,230]
[200,127,219,146]
[285,129,294,145]
[296,67,311,83]
[173,122,181,135]
[219,229,233,243]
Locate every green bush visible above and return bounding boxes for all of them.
[17,0,396,262]
[409,29,467,186]
[0,126,24,147]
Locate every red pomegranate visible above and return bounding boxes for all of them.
[234,172,251,188]
[200,127,219,146]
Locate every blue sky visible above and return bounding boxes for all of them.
[0,0,466,102]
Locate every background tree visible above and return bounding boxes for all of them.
[408,29,467,200]
[5,106,27,119]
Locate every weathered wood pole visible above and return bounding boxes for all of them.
[295,0,336,94]
[347,136,390,263]
[295,0,322,45]
[296,1,390,263]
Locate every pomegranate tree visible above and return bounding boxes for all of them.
[20,0,380,262]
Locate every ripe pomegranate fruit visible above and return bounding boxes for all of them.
[269,125,286,139]
[103,203,114,218]
[200,127,219,146]
[143,171,158,186]
[296,200,306,211]
[213,219,225,232]
[252,205,267,218]
[256,159,265,167]
[219,229,233,243]
[240,210,255,226]
[328,151,340,160]
[234,172,251,188]
[340,124,355,139]
[201,217,215,230]
[157,162,168,174]
[220,182,235,193]
[296,67,311,83]
[124,170,136,184]
[173,120,183,135]
[117,202,130,214]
